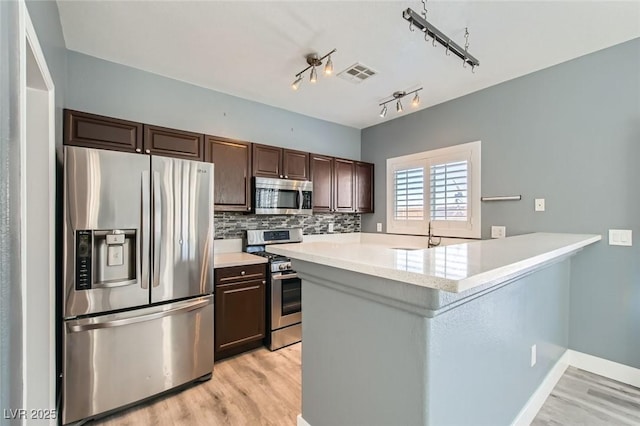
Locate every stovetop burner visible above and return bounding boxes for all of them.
[251,251,289,263]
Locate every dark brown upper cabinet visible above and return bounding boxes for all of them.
[355,161,374,213]
[334,158,356,213]
[205,136,252,212]
[64,109,143,153]
[310,154,334,213]
[253,144,309,180]
[282,149,310,180]
[143,124,204,161]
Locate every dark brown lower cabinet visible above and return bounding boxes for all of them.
[214,264,266,360]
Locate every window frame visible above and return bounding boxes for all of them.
[386,141,481,239]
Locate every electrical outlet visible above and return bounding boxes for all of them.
[376,223,382,232]
[531,344,537,367]
[535,198,545,212]
[328,223,334,233]
[491,226,506,239]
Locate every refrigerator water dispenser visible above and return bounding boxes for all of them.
[75,229,137,290]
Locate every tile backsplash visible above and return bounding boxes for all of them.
[214,212,361,239]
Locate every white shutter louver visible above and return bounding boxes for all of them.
[430,160,468,222]
[394,167,424,221]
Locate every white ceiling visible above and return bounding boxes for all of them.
[57,1,640,129]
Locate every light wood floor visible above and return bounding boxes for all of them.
[92,344,301,426]
[533,366,640,426]
[92,345,639,426]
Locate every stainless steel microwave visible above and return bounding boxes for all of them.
[254,177,313,215]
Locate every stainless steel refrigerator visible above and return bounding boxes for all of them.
[62,146,214,425]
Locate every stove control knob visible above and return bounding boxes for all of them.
[279,264,287,271]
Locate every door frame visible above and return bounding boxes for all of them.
[19,0,56,422]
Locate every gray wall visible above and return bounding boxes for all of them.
[299,259,571,425]
[66,51,361,160]
[361,39,640,368]
[0,1,23,422]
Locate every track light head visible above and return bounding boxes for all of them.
[291,76,302,91]
[412,92,420,107]
[380,105,387,118]
[396,100,403,113]
[310,66,318,83]
[324,55,333,75]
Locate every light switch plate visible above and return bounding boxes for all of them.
[535,198,545,212]
[328,223,334,233]
[491,226,506,239]
[609,229,632,246]
[376,223,382,232]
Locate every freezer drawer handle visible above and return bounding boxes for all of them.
[66,298,210,332]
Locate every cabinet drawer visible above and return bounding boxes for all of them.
[215,264,266,285]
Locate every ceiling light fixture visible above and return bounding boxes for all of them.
[403,6,479,72]
[378,88,423,118]
[291,76,302,91]
[292,48,337,90]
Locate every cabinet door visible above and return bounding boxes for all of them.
[252,144,282,178]
[283,149,309,180]
[215,278,266,353]
[334,158,355,212]
[143,125,204,160]
[355,162,374,213]
[64,109,142,153]
[310,154,334,212]
[205,137,252,212]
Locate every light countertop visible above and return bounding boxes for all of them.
[214,252,267,269]
[267,232,601,293]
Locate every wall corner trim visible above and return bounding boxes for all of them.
[297,414,311,426]
[511,351,570,426]
[567,350,640,388]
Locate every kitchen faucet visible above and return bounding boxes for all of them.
[427,221,441,248]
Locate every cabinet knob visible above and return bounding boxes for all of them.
[247,207,250,211]
[145,149,151,154]
[285,175,288,179]
[241,271,245,276]
[262,280,266,284]
[279,175,283,178]
[135,148,141,153]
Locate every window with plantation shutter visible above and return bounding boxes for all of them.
[430,160,468,222]
[387,141,481,238]
[394,167,425,221]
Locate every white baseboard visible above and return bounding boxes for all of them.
[568,350,640,388]
[297,414,311,426]
[511,351,570,426]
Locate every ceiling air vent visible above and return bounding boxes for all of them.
[337,63,378,84]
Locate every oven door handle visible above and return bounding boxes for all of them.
[272,273,298,280]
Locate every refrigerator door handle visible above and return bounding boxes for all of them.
[66,298,210,333]
[152,171,161,288]
[140,171,150,289]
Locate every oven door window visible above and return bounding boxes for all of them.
[280,277,301,315]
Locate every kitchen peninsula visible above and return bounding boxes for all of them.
[268,233,600,426]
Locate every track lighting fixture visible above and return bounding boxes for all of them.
[291,76,302,91]
[291,48,337,90]
[412,92,420,107]
[378,88,423,118]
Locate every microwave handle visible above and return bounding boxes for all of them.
[297,189,303,211]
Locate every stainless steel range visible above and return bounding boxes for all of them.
[245,229,303,350]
